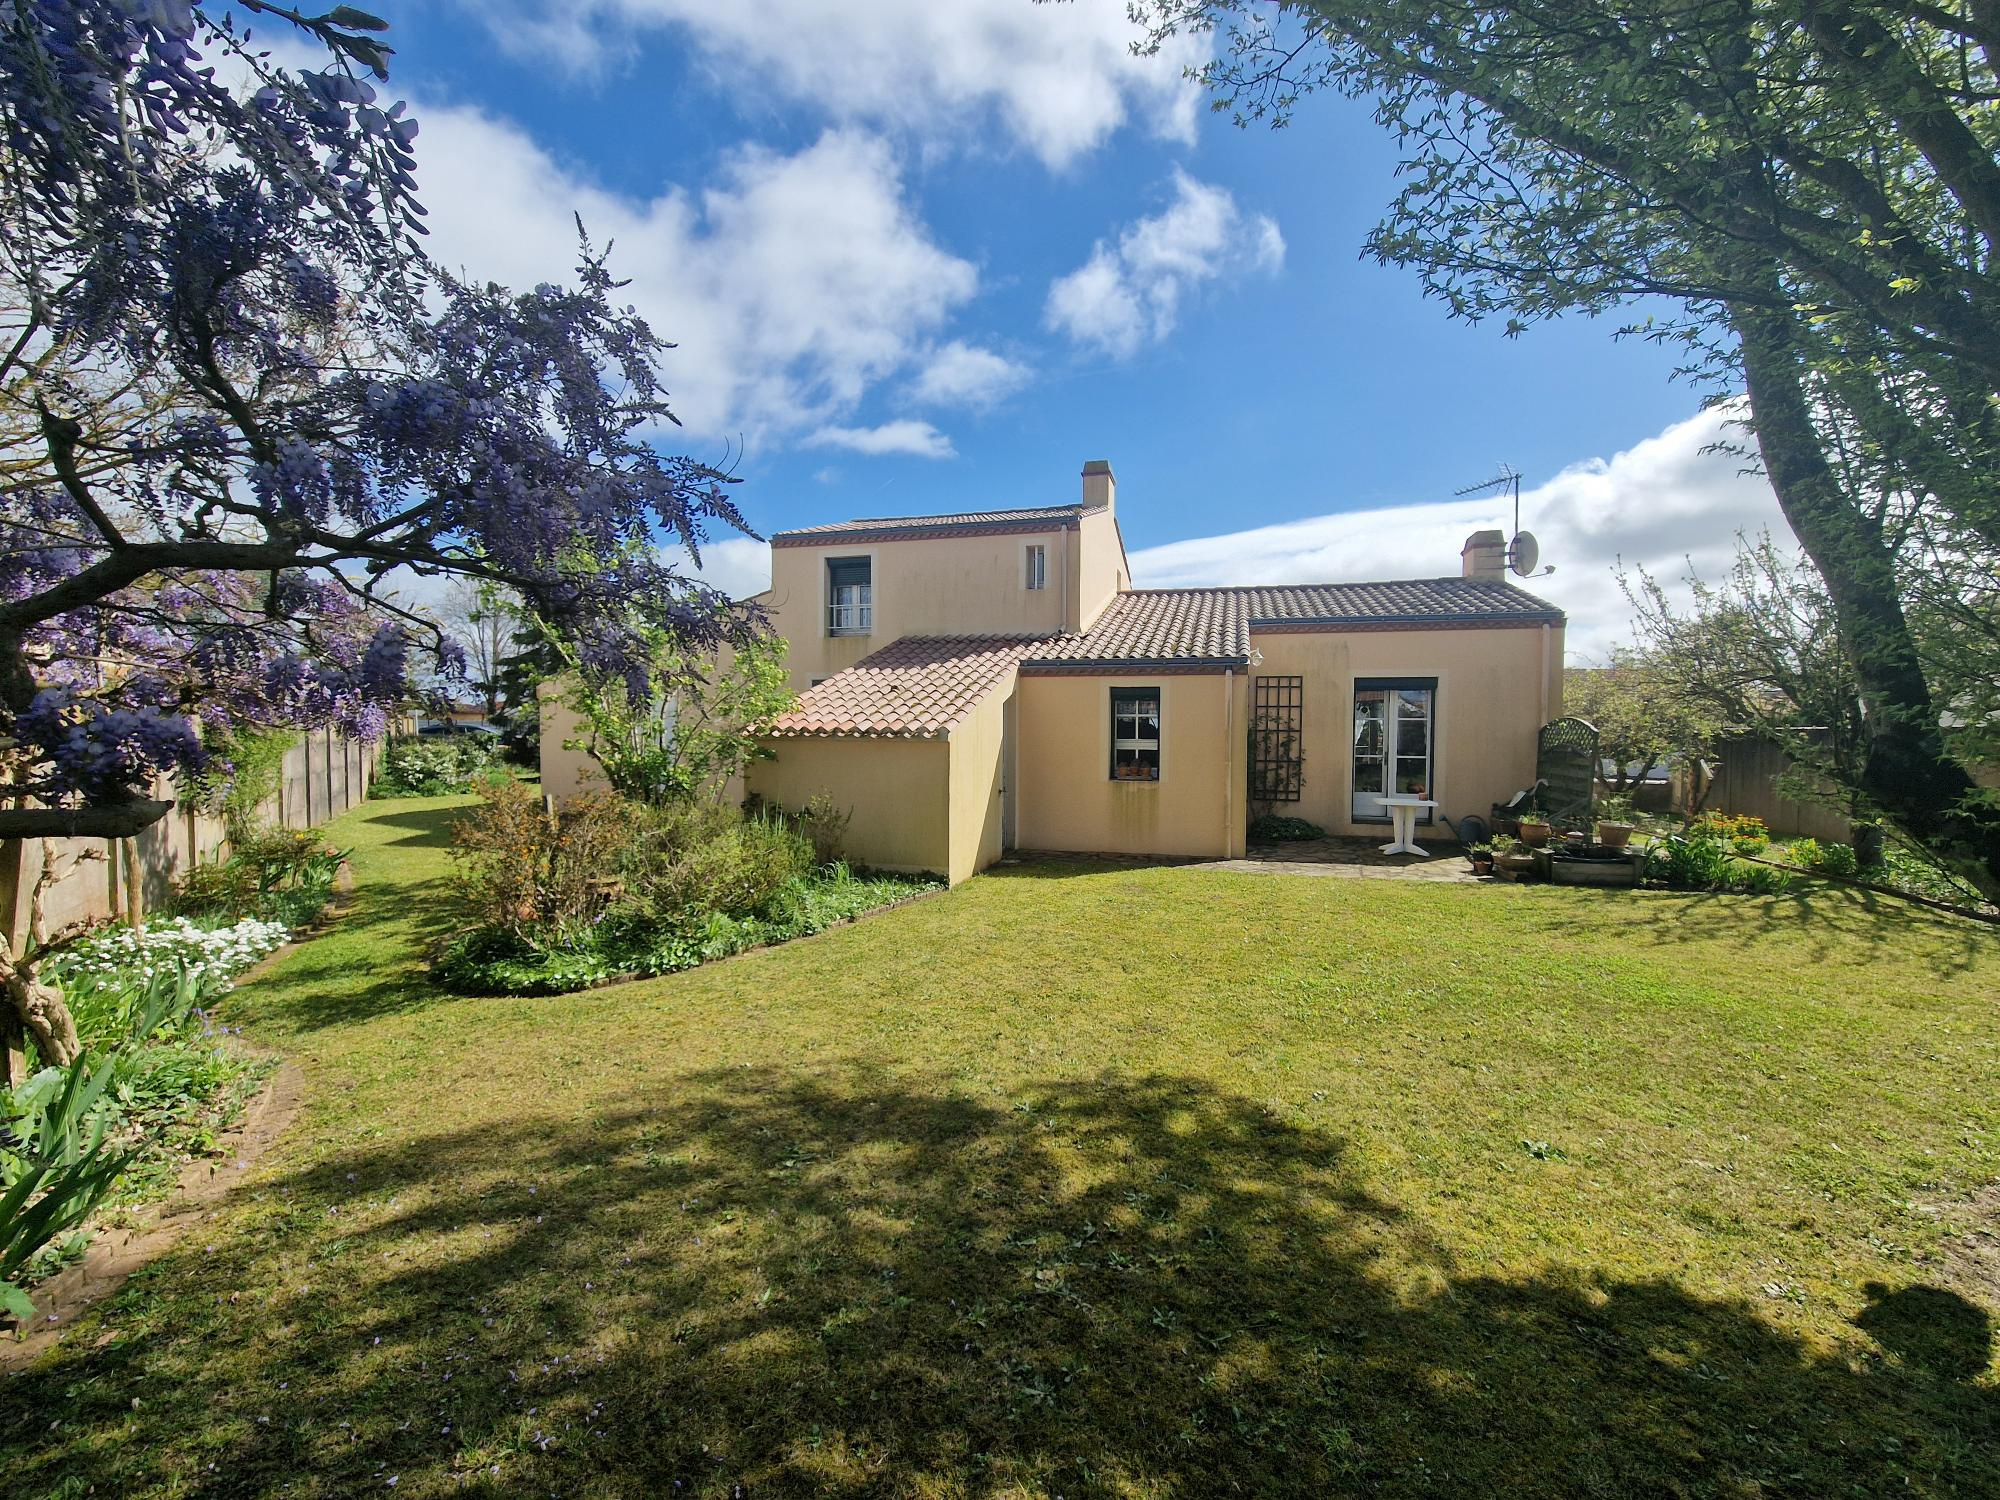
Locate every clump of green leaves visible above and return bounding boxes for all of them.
[1248,814,1326,842]
[436,781,932,995]
[1,1059,135,1321]
[171,829,348,928]
[186,727,300,842]
[373,734,499,798]
[546,611,795,805]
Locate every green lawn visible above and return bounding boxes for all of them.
[5,795,1998,1498]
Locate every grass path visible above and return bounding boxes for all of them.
[3,794,1998,1497]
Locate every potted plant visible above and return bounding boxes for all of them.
[1493,840,1538,880]
[1596,819,1635,849]
[1516,816,1551,848]
[1466,840,1496,876]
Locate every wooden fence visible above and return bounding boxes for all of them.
[2,728,380,954]
[1673,731,1853,842]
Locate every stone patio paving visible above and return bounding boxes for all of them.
[1194,837,1478,882]
[1007,838,1479,882]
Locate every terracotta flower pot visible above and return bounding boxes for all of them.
[1596,821,1634,849]
[1517,820,1551,848]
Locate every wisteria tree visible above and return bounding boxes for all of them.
[1,2,757,1057]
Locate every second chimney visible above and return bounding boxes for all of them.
[1081,459,1115,514]
[1461,529,1506,582]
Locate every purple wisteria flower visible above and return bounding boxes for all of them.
[0,1,762,833]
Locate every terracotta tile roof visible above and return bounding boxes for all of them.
[1015,579,1561,672]
[766,635,1044,739]
[771,503,1105,547]
[1233,579,1564,624]
[1021,591,1251,669]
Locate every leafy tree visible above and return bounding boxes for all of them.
[549,615,795,805]
[433,579,516,721]
[1564,652,1721,797]
[1620,535,1866,797]
[1135,0,2000,894]
[1,2,758,1061]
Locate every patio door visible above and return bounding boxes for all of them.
[1351,679,1435,822]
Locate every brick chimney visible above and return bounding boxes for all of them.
[1081,459,1115,515]
[1461,529,1506,582]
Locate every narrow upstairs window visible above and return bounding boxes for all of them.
[827,556,871,636]
[1025,543,1046,590]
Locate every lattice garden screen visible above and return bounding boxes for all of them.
[1250,675,1305,803]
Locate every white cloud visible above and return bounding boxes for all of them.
[463,0,1202,170]
[1046,169,1284,357]
[1129,404,1792,661]
[406,109,977,443]
[661,535,773,602]
[806,420,956,460]
[906,340,1031,409]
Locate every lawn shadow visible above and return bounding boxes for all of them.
[1574,882,1993,972]
[8,1065,1993,1497]
[227,812,471,1033]
[363,802,477,846]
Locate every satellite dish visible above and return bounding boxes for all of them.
[1509,530,1540,576]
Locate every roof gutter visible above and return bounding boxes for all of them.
[1017,655,1250,674]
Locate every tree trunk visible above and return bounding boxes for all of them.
[2,962,80,1068]
[1733,293,2000,897]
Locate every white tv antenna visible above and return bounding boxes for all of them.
[1451,464,1554,578]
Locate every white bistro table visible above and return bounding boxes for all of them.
[1377,795,1440,857]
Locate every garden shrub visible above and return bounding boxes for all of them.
[610,799,813,930]
[1697,811,1771,856]
[1248,814,1326,841]
[436,785,928,996]
[791,792,851,868]
[374,734,497,797]
[1646,828,1734,890]
[186,726,299,841]
[1789,838,1859,878]
[1729,860,1797,895]
[446,780,630,934]
[172,829,347,928]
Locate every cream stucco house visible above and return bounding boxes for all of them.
[720,461,1564,883]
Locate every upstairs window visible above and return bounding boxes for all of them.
[1025,544,1047,590]
[827,556,871,636]
[1110,687,1161,782]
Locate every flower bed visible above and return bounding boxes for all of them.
[432,781,941,997]
[4,852,335,1322]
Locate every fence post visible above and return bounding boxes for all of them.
[1,839,27,1086]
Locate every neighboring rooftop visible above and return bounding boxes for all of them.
[765,635,1045,739]
[771,503,1106,547]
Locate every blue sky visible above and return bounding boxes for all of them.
[347,0,1786,656]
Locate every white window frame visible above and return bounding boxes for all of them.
[1109,686,1162,783]
[1350,676,1437,823]
[826,556,872,637]
[1025,543,1047,591]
